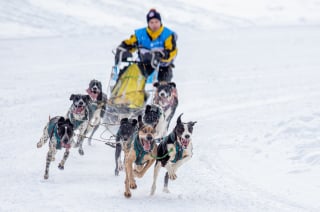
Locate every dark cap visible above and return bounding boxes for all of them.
[146,9,161,23]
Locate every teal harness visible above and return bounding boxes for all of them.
[68,109,89,129]
[48,121,62,150]
[167,132,183,163]
[133,133,155,165]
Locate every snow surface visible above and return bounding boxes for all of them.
[1,1,320,212]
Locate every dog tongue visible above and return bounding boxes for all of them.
[181,138,189,148]
[75,106,84,114]
[62,143,71,149]
[143,141,151,151]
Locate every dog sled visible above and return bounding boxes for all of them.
[103,48,163,132]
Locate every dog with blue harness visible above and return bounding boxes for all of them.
[150,114,196,195]
[123,115,158,198]
[37,116,75,180]
[66,94,90,155]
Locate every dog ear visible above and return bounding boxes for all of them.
[145,104,151,112]
[65,118,74,130]
[138,115,144,129]
[69,94,75,100]
[169,82,176,88]
[177,113,183,125]
[131,119,138,126]
[85,95,91,103]
[190,121,197,126]
[153,82,159,88]
[120,118,128,125]
[98,81,102,89]
[57,116,65,124]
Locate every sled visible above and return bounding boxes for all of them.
[103,49,161,132]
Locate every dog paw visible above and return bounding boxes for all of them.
[124,191,131,198]
[163,187,170,193]
[129,182,137,189]
[58,164,64,170]
[44,174,49,180]
[118,163,124,171]
[78,148,84,155]
[168,173,177,180]
[115,169,119,176]
[37,142,43,148]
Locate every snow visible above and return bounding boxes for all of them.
[1,1,320,211]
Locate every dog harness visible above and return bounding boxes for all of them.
[68,108,89,129]
[168,132,183,163]
[48,121,62,150]
[133,133,155,165]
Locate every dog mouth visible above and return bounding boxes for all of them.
[86,88,99,101]
[179,137,190,149]
[73,105,85,114]
[61,142,71,149]
[141,138,152,152]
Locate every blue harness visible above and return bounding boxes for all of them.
[47,121,62,149]
[133,133,155,165]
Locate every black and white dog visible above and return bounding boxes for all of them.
[86,79,108,145]
[153,82,178,138]
[66,94,90,155]
[150,114,196,195]
[114,118,138,176]
[37,116,75,179]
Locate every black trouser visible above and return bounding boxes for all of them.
[138,63,173,82]
[158,66,173,82]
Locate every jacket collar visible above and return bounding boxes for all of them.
[146,25,164,40]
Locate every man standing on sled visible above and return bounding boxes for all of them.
[115,9,178,82]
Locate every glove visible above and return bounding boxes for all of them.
[115,47,132,64]
[151,51,164,69]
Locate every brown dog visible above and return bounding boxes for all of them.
[123,115,157,198]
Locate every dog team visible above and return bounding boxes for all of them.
[37,79,197,198]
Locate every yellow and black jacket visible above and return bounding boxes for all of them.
[120,25,177,64]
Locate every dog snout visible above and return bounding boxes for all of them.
[78,101,84,106]
[184,134,190,139]
[62,138,69,144]
[146,134,153,141]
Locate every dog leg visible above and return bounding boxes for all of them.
[115,143,122,176]
[44,145,55,179]
[133,158,155,178]
[51,147,57,161]
[163,172,170,193]
[58,149,70,170]
[164,162,177,180]
[77,135,85,155]
[87,125,99,146]
[171,156,191,174]
[124,151,137,198]
[37,125,49,148]
[150,162,161,195]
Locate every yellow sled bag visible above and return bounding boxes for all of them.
[110,63,146,109]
